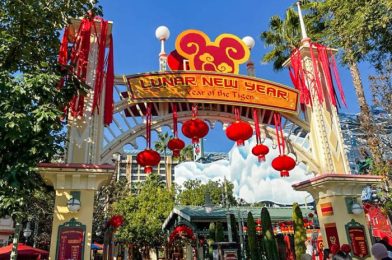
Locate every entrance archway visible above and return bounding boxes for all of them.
[39,20,381,260]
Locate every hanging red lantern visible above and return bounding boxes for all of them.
[256,226,262,234]
[242,226,248,234]
[252,144,269,162]
[182,105,209,144]
[226,121,253,146]
[226,107,253,146]
[273,112,296,177]
[168,138,185,157]
[252,108,269,161]
[271,155,296,177]
[168,104,185,157]
[136,149,161,174]
[182,118,209,144]
[136,104,160,173]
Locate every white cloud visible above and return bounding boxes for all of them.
[174,137,312,204]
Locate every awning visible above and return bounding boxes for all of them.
[0,243,48,260]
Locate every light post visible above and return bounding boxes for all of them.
[155,25,170,71]
[112,153,121,181]
[223,177,233,242]
[237,208,246,260]
[204,192,214,214]
[23,222,32,244]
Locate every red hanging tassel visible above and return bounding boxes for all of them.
[172,103,178,137]
[92,18,108,114]
[104,35,114,126]
[146,104,152,149]
[289,41,346,108]
[59,27,69,66]
[253,108,261,144]
[274,112,285,156]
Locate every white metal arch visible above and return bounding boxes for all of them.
[100,108,319,173]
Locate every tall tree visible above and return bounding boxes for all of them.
[176,179,236,206]
[292,203,306,259]
[247,212,259,260]
[179,144,194,162]
[261,207,279,259]
[230,214,239,243]
[303,0,392,166]
[154,132,170,156]
[215,222,224,242]
[261,1,392,167]
[260,8,302,71]
[208,222,215,259]
[0,1,102,258]
[113,173,175,257]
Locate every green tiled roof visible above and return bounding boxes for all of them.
[163,205,314,230]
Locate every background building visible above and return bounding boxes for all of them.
[116,154,178,188]
[339,107,392,173]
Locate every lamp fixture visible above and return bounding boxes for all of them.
[204,192,214,213]
[351,203,363,215]
[67,191,81,212]
[67,198,81,212]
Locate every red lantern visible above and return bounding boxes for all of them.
[271,155,296,177]
[256,226,262,234]
[182,118,209,144]
[242,226,248,234]
[252,144,269,162]
[136,149,161,173]
[109,215,124,228]
[168,138,185,157]
[226,121,253,146]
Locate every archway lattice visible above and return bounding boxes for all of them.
[99,77,319,173]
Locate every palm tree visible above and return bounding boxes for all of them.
[154,132,170,156]
[261,8,301,70]
[179,144,193,162]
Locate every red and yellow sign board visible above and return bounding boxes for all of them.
[348,226,369,258]
[126,71,299,114]
[320,202,334,216]
[325,223,340,249]
[174,29,250,74]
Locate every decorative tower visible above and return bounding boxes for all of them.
[39,17,115,260]
[290,3,381,258]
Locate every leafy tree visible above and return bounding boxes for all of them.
[247,212,259,260]
[261,1,392,166]
[230,214,239,243]
[176,179,236,206]
[261,207,279,259]
[215,222,224,242]
[302,0,392,166]
[207,222,215,259]
[179,144,193,162]
[260,8,301,71]
[0,0,102,220]
[92,178,130,243]
[154,132,171,156]
[369,61,392,214]
[112,173,174,256]
[292,203,306,259]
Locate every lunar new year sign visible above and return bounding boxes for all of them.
[126,71,299,114]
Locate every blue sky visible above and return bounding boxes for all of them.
[99,0,375,152]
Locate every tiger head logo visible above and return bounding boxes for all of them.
[173,29,250,74]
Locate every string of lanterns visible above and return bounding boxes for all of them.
[135,102,297,177]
